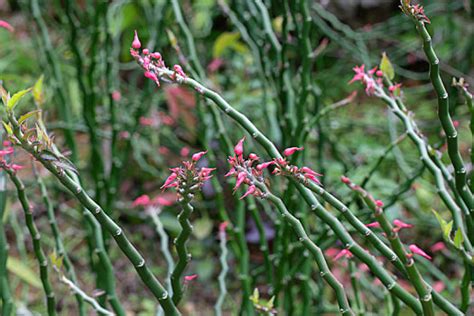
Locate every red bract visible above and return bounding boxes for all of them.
[334,249,353,260]
[184,274,198,283]
[132,30,141,49]
[191,151,207,162]
[132,195,151,207]
[393,219,413,231]
[283,146,304,157]
[409,244,432,260]
[234,137,245,158]
[0,20,14,32]
[366,222,381,228]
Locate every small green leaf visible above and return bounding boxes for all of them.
[432,209,452,240]
[212,32,248,58]
[7,88,31,111]
[2,122,12,136]
[33,75,44,106]
[267,296,275,309]
[18,110,41,125]
[0,85,8,106]
[453,229,464,249]
[380,52,395,80]
[50,251,63,270]
[166,29,177,47]
[6,257,42,288]
[250,288,259,304]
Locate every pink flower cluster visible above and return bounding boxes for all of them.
[225,138,322,200]
[0,141,23,172]
[132,194,174,208]
[349,65,402,97]
[130,31,186,87]
[160,150,215,197]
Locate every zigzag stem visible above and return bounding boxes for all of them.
[141,66,423,314]
[214,223,229,316]
[344,179,436,316]
[249,179,353,315]
[376,89,473,252]
[33,165,86,315]
[170,199,193,306]
[6,115,180,316]
[2,167,56,316]
[412,18,473,215]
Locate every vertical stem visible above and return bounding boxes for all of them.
[4,168,56,316]
[215,224,229,316]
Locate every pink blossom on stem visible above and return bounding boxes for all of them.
[366,222,381,228]
[180,147,190,157]
[184,274,198,283]
[2,141,11,147]
[161,173,178,190]
[375,200,384,208]
[256,161,275,171]
[349,65,366,84]
[151,52,162,60]
[0,20,14,32]
[234,137,245,157]
[132,30,141,49]
[393,219,413,230]
[283,146,304,157]
[248,153,259,161]
[10,164,24,171]
[376,70,383,77]
[234,172,247,191]
[142,48,149,55]
[219,221,229,233]
[144,71,160,86]
[240,185,256,199]
[409,244,432,260]
[430,242,446,253]
[173,65,186,78]
[334,249,353,260]
[0,147,14,156]
[111,90,121,101]
[132,195,151,207]
[340,176,351,184]
[192,151,207,162]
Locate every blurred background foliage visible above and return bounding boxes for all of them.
[0,0,473,314]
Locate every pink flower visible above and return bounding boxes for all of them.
[0,147,14,156]
[219,221,229,233]
[161,173,178,190]
[366,222,381,228]
[112,91,121,101]
[283,146,304,157]
[0,20,14,33]
[132,194,151,207]
[10,164,23,171]
[119,131,130,139]
[389,83,402,96]
[151,52,162,60]
[393,219,413,230]
[234,137,245,157]
[256,161,275,171]
[430,242,446,253]
[184,274,198,283]
[139,116,154,126]
[173,65,186,78]
[152,196,174,207]
[301,167,322,176]
[192,151,207,162]
[224,168,236,177]
[334,249,353,260]
[240,185,256,199]
[248,153,259,160]
[340,176,351,184]
[180,147,190,157]
[432,281,445,293]
[2,141,11,147]
[368,66,378,75]
[376,70,383,77]
[158,146,170,155]
[207,58,224,73]
[234,172,247,191]
[375,200,384,208]
[144,71,159,86]
[409,244,432,260]
[132,30,141,49]
[142,48,149,55]
[349,65,366,84]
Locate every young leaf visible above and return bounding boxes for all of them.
[49,251,63,270]
[453,229,464,249]
[33,75,44,106]
[6,257,42,288]
[213,32,248,58]
[7,88,31,111]
[432,209,452,240]
[2,121,13,136]
[0,84,8,106]
[18,110,41,125]
[380,52,395,80]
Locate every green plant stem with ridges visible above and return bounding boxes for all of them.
[0,149,13,316]
[143,66,423,314]
[3,168,56,316]
[252,181,353,316]
[33,165,86,316]
[171,199,193,306]
[344,179,436,316]
[215,224,228,316]
[348,261,365,316]
[7,114,180,316]
[413,18,473,216]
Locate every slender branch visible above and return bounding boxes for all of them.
[214,223,229,316]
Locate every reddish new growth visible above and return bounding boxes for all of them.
[0,142,23,173]
[349,64,403,98]
[130,31,187,88]
[401,1,430,24]
[160,150,214,199]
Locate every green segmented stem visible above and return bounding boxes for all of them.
[413,18,473,214]
[34,166,86,316]
[249,179,353,315]
[214,224,229,316]
[3,168,56,316]
[171,200,193,306]
[376,89,473,252]
[348,261,365,316]
[142,67,422,314]
[7,115,180,316]
[345,180,435,316]
[0,140,13,315]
